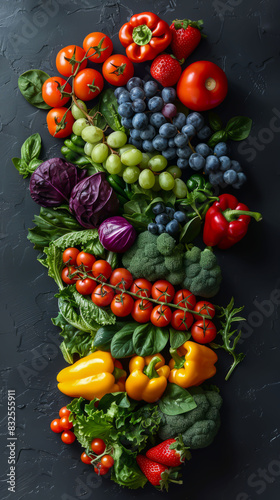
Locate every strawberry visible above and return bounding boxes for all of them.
[150,54,182,87]
[170,19,205,63]
[136,455,182,491]
[146,437,191,467]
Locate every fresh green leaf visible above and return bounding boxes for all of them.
[111,444,147,489]
[93,323,125,351]
[123,194,150,215]
[99,89,126,132]
[39,244,64,289]
[159,383,197,415]
[208,111,223,132]
[123,213,151,231]
[89,103,107,129]
[52,312,95,364]
[12,158,29,178]
[57,291,92,333]
[18,69,51,109]
[21,133,41,163]
[225,116,252,141]
[110,323,136,358]
[208,130,228,147]
[133,324,169,356]
[170,328,191,349]
[28,158,42,172]
[180,216,201,244]
[98,393,132,411]
[73,290,116,328]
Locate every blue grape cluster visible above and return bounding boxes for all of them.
[147,202,187,237]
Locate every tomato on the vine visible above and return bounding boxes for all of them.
[42,77,71,108]
[131,299,153,323]
[102,54,134,86]
[76,278,96,296]
[47,108,74,138]
[94,464,109,476]
[171,310,194,331]
[83,32,113,63]
[109,268,133,290]
[91,438,106,455]
[81,452,93,465]
[130,278,152,298]
[92,260,112,282]
[193,301,215,320]
[91,284,114,307]
[59,406,71,418]
[62,247,80,266]
[73,68,104,101]
[151,280,175,303]
[61,266,78,285]
[56,45,87,77]
[150,304,172,327]
[60,416,73,430]
[61,430,75,444]
[101,455,114,468]
[50,419,63,433]
[174,289,196,310]
[76,251,96,271]
[191,319,217,344]
[110,293,134,317]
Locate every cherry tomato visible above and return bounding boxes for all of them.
[151,280,175,303]
[60,416,73,430]
[59,406,71,418]
[109,268,133,291]
[61,266,78,285]
[62,248,80,266]
[171,310,194,331]
[94,464,109,475]
[56,45,87,77]
[91,284,114,307]
[83,32,113,63]
[92,260,112,282]
[73,68,104,101]
[130,278,152,298]
[150,304,172,327]
[50,419,63,433]
[177,61,228,112]
[81,452,93,465]
[131,299,153,323]
[101,455,114,468]
[193,301,215,320]
[47,107,74,138]
[76,278,96,295]
[61,430,75,444]
[76,251,96,271]
[102,54,134,86]
[191,319,217,344]
[42,77,71,108]
[174,289,196,310]
[91,438,106,455]
[110,293,134,317]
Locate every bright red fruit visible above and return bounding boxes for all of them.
[136,455,180,490]
[170,19,204,62]
[146,437,191,467]
[150,54,182,87]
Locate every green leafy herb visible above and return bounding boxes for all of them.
[110,323,136,358]
[52,312,95,364]
[18,70,51,109]
[12,133,42,178]
[133,324,169,356]
[93,323,125,351]
[99,89,126,132]
[169,328,191,349]
[208,130,228,148]
[225,116,253,141]
[208,111,223,131]
[89,103,107,130]
[180,216,201,244]
[159,383,197,415]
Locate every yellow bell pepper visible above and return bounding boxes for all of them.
[169,341,218,388]
[57,351,127,400]
[125,353,170,403]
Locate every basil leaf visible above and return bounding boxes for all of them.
[28,158,42,172]
[73,290,116,328]
[225,116,252,141]
[99,89,126,132]
[18,69,51,109]
[94,323,126,351]
[28,207,81,250]
[159,383,197,415]
[180,216,201,244]
[133,324,169,356]
[52,312,95,364]
[169,328,191,349]
[110,323,136,358]
[21,133,41,163]
[207,130,228,147]
[12,158,29,178]
[89,103,107,130]
[208,111,223,132]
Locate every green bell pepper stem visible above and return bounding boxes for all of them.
[70,133,86,147]
[143,356,162,379]
[64,139,85,156]
[223,209,262,222]
[169,348,185,370]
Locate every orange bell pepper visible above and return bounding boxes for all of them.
[169,341,218,388]
[125,353,170,403]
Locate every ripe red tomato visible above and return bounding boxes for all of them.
[174,289,196,310]
[42,77,71,107]
[193,301,215,320]
[92,260,112,282]
[151,280,175,303]
[56,45,87,77]
[73,68,104,101]
[101,455,114,468]
[177,61,228,111]
[61,430,75,444]
[91,438,106,455]
[191,319,217,344]
[130,278,152,298]
[61,266,78,285]
[150,305,172,327]
[83,32,113,63]
[131,299,153,323]
[47,107,74,138]
[91,284,114,307]
[94,464,109,475]
[60,416,73,430]
[59,406,71,418]
[62,248,80,266]
[171,310,194,331]
[81,452,93,464]
[109,268,133,290]
[110,293,134,317]
[76,251,96,271]
[50,419,63,433]
[102,54,134,86]
[76,278,96,296]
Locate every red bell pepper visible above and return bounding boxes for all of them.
[203,194,262,249]
[119,12,172,63]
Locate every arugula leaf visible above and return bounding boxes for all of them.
[12,133,42,178]
[18,69,51,109]
[159,384,197,415]
[52,312,95,364]
[133,323,169,356]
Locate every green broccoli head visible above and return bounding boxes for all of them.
[183,247,222,298]
[158,389,223,449]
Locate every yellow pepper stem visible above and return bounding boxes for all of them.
[143,356,162,379]
[170,348,185,369]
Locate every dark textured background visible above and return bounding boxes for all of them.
[1,1,280,499]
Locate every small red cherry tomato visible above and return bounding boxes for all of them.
[174,289,196,310]
[73,68,104,101]
[76,278,96,295]
[61,430,75,444]
[131,299,153,323]
[42,77,72,107]
[56,45,87,77]
[191,319,217,344]
[62,248,80,266]
[76,251,96,271]
[110,293,134,317]
[83,32,113,63]
[61,266,78,285]
[92,260,112,282]
[102,54,134,86]
[130,278,152,298]
[81,452,93,464]
[91,438,106,455]
[109,268,133,290]
[60,416,73,430]
[150,304,172,327]
[59,406,71,418]
[171,310,194,331]
[91,284,114,307]
[193,301,215,320]
[50,419,63,433]
[151,280,175,303]
[47,107,74,138]
[101,455,114,468]
[94,464,109,475]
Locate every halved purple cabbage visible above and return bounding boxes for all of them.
[29,158,85,207]
[98,216,137,253]
[69,172,119,229]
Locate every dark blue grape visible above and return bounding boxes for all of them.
[177,158,189,169]
[174,134,188,148]
[197,125,212,140]
[195,143,211,157]
[157,224,167,234]
[126,77,143,91]
[168,138,176,148]
[162,148,177,160]
[152,135,168,151]
[214,142,229,157]
[130,87,145,101]
[186,112,204,131]
[118,102,134,118]
[148,223,158,234]
[174,211,187,223]
[142,140,155,153]
[230,160,242,172]
[144,80,158,97]
[172,113,186,129]
[161,87,176,103]
[205,155,220,173]
[159,123,177,138]
[177,146,192,159]
[148,96,164,112]
[155,213,170,225]
[114,87,124,98]
[150,113,166,128]
[223,169,238,185]
[189,153,206,171]
[219,156,231,171]
[152,202,166,215]
[165,207,175,218]
[140,125,156,140]
[131,99,146,113]
[121,117,133,128]
[209,171,224,186]
[129,137,143,149]
[130,128,141,140]
[132,112,149,130]
[166,219,180,236]
[181,124,196,139]
[118,91,131,104]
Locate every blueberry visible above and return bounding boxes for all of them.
[197,125,212,140]
[148,96,164,112]
[152,202,165,215]
[142,140,155,153]
[209,171,224,186]
[161,87,177,103]
[118,102,134,118]
[236,172,247,185]
[131,99,146,113]
[177,147,192,159]
[168,138,176,148]
[114,87,125,98]
[186,112,204,131]
[155,213,170,225]
[219,156,231,171]
[118,91,131,104]
[126,77,143,91]
[159,123,177,138]
[174,211,187,223]
[129,137,143,149]
[130,128,141,140]
[205,155,220,173]
[152,135,168,151]
[130,87,145,101]
[148,223,158,234]
[172,113,186,129]
[174,134,188,148]
[132,112,149,130]
[177,158,189,169]
[231,160,242,173]
[157,224,167,234]
[189,153,206,171]
[140,125,156,141]
[195,143,211,158]
[181,124,196,139]
[166,219,180,236]
[150,112,166,128]
[223,169,238,185]
[165,207,175,218]
[214,142,228,157]
[162,147,177,160]
[144,80,158,97]
[121,117,133,128]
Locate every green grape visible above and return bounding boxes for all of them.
[148,155,168,172]
[159,171,175,191]
[152,175,161,192]
[139,153,151,169]
[105,154,122,174]
[172,178,188,198]
[91,143,109,163]
[84,142,94,156]
[118,144,135,155]
[82,126,104,144]
[107,131,127,149]
[123,166,140,184]
[121,148,143,167]
[167,165,182,179]
[71,100,87,120]
[117,163,127,177]
[72,118,88,136]
[138,169,155,189]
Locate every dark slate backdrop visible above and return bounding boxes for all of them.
[1,1,280,499]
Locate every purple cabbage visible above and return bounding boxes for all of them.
[69,172,119,229]
[98,216,137,253]
[29,158,85,207]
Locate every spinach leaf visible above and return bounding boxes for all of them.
[73,290,116,328]
[225,116,252,141]
[12,133,42,178]
[159,383,197,415]
[94,323,126,351]
[18,70,51,109]
[169,328,191,349]
[133,324,169,356]
[52,312,95,364]
[180,216,201,243]
[99,89,126,132]
[110,323,136,358]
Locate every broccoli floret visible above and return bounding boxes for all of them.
[158,388,223,449]
[183,248,222,298]
[156,233,176,256]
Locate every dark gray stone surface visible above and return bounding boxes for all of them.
[0,0,280,499]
